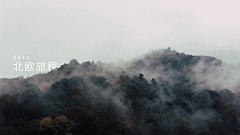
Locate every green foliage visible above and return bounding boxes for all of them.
[91,110,117,134]
[151,78,157,85]
[118,74,158,101]
[219,89,235,103]
[50,78,70,92]
[132,98,156,113]
[45,76,87,110]
[1,49,239,135]
[172,99,192,113]
[64,106,90,124]
[68,76,84,86]
[89,75,110,88]
[206,89,220,98]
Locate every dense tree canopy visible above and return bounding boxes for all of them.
[0,48,239,135]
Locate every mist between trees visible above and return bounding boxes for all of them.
[0,48,240,135]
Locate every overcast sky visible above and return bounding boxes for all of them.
[1,0,240,78]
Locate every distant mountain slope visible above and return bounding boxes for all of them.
[0,48,240,135]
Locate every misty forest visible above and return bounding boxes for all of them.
[1,48,240,135]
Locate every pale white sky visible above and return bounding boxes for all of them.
[1,0,240,78]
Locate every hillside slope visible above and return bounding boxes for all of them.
[0,48,240,135]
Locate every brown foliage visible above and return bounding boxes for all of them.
[0,94,16,110]
[166,63,172,68]
[38,115,78,135]
[116,121,128,134]
[71,84,84,91]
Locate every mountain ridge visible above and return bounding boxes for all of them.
[0,48,240,135]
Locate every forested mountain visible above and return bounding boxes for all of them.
[0,48,240,135]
